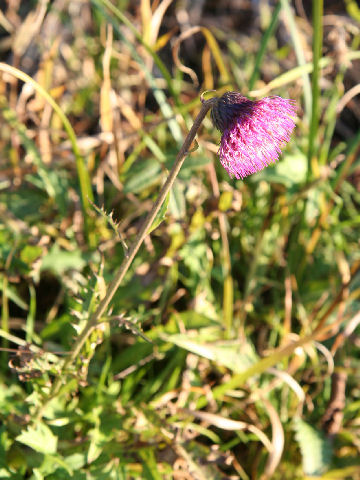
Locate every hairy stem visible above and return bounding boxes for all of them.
[48,96,217,400]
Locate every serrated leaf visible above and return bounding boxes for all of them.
[294,418,332,476]
[16,423,57,455]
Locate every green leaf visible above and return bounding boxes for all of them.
[294,418,332,476]
[0,279,28,310]
[169,180,185,219]
[147,192,170,234]
[64,453,86,471]
[0,469,16,478]
[16,423,57,455]
[32,469,44,480]
[40,244,87,275]
[87,427,106,464]
[138,449,163,480]
[0,426,11,468]
[123,158,162,194]
[218,191,233,212]
[253,152,307,188]
[19,245,43,266]
[345,0,360,24]
[178,154,211,179]
[143,135,166,162]
[42,453,73,475]
[164,332,258,374]
[169,311,216,329]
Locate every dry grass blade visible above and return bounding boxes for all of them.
[173,25,230,87]
[313,341,334,377]
[116,95,142,131]
[336,83,360,114]
[100,24,114,134]
[12,0,48,57]
[265,367,305,408]
[260,397,284,479]
[150,0,174,46]
[173,27,201,86]
[331,311,360,355]
[140,0,152,45]
[180,408,273,452]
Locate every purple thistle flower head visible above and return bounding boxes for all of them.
[210,92,296,179]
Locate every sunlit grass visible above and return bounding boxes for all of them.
[0,1,360,478]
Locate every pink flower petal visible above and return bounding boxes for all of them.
[211,93,297,179]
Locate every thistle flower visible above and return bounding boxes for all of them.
[210,92,296,179]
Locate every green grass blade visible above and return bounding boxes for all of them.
[307,0,324,179]
[0,275,9,358]
[26,284,36,343]
[249,2,281,91]
[279,0,312,118]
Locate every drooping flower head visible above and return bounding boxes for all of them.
[210,92,296,179]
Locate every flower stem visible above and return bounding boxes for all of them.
[48,96,217,400]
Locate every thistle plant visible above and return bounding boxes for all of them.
[39,90,296,409]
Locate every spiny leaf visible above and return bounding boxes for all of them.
[90,200,128,252]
